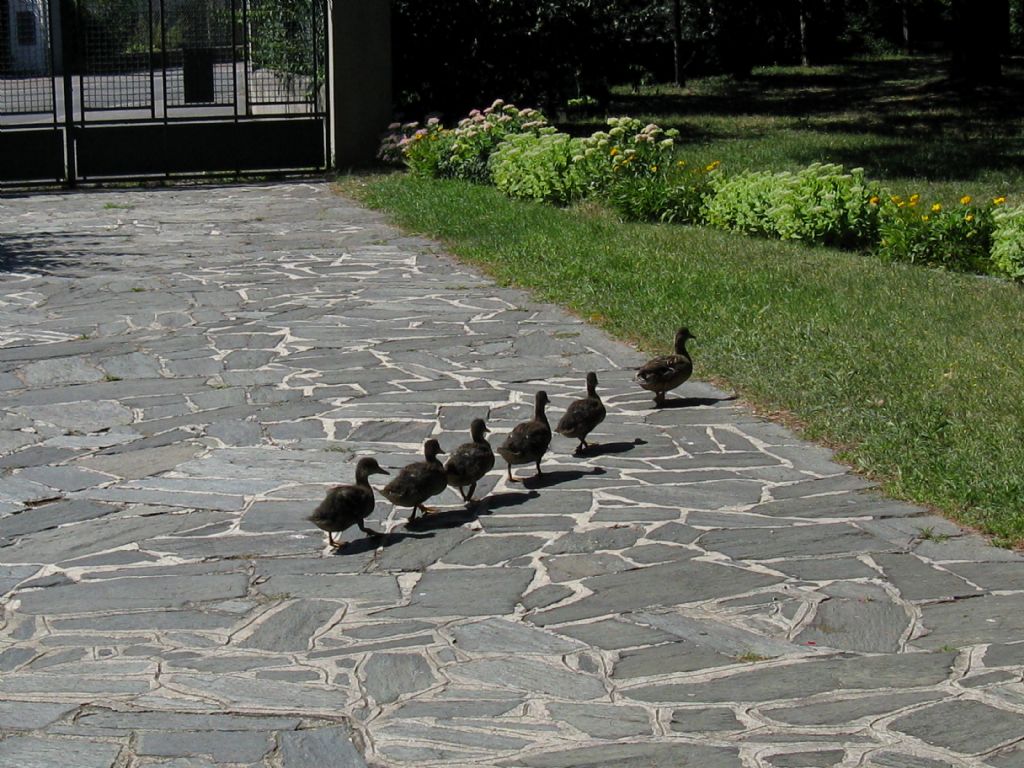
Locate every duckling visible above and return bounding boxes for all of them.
[381,439,447,523]
[556,372,606,455]
[497,390,552,482]
[309,456,389,549]
[445,418,495,502]
[636,326,695,407]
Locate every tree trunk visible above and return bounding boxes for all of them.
[671,0,685,86]
[901,0,911,53]
[950,0,1004,83]
[798,0,809,66]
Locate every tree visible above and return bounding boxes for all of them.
[949,0,1007,83]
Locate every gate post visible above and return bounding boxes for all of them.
[329,0,391,168]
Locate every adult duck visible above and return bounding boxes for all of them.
[381,439,447,523]
[636,326,695,407]
[445,418,495,502]
[308,456,389,549]
[556,371,606,455]
[497,390,551,481]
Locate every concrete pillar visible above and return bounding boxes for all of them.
[329,0,391,169]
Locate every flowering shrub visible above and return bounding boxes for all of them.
[379,101,549,182]
[488,129,585,205]
[990,199,1024,280]
[705,163,882,247]
[574,117,679,194]
[568,117,714,223]
[877,194,994,273]
[443,101,550,182]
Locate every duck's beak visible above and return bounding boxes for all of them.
[483,425,491,433]
[376,467,391,475]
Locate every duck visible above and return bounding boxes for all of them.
[381,438,447,523]
[556,371,606,455]
[497,390,552,481]
[636,326,695,407]
[308,456,389,549]
[445,418,495,502]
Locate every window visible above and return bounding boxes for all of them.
[16,10,35,46]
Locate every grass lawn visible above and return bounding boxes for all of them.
[340,56,1024,544]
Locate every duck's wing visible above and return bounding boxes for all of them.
[636,354,688,382]
[309,484,370,523]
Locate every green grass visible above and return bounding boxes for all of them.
[341,173,1024,547]
[563,55,1024,205]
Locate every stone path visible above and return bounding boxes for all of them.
[1,181,1024,768]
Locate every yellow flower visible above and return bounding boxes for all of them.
[909,194,920,204]
[994,196,1007,205]
[922,215,930,222]
[891,195,903,205]
[960,195,972,205]
[931,203,942,212]
[650,165,658,173]
[610,147,619,156]
[677,160,686,167]
[966,213,975,222]
[869,196,880,205]
[705,160,721,171]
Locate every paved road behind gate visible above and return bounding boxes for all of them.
[1,182,1024,768]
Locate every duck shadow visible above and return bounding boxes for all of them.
[582,438,647,457]
[406,506,480,531]
[523,467,607,489]
[475,490,541,512]
[656,395,738,409]
[332,529,435,556]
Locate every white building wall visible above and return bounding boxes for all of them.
[8,0,48,72]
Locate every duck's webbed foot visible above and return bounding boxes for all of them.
[327,532,346,549]
[506,463,522,483]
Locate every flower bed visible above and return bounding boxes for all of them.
[380,102,1022,281]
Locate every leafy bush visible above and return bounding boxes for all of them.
[877,194,995,273]
[770,164,882,248]
[488,130,585,204]
[991,199,1024,280]
[703,169,782,237]
[705,163,881,247]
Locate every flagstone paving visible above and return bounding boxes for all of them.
[2,181,1024,768]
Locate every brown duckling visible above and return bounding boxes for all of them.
[497,390,552,482]
[556,371,606,455]
[308,456,389,549]
[381,438,447,523]
[636,326,695,407]
[445,418,495,502]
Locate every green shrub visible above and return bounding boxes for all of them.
[603,160,718,223]
[770,164,882,248]
[704,169,781,237]
[488,130,584,205]
[878,194,994,273]
[705,163,881,247]
[991,199,1024,280]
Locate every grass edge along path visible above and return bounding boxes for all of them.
[338,173,1024,547]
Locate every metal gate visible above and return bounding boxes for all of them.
[1,0,328,185]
